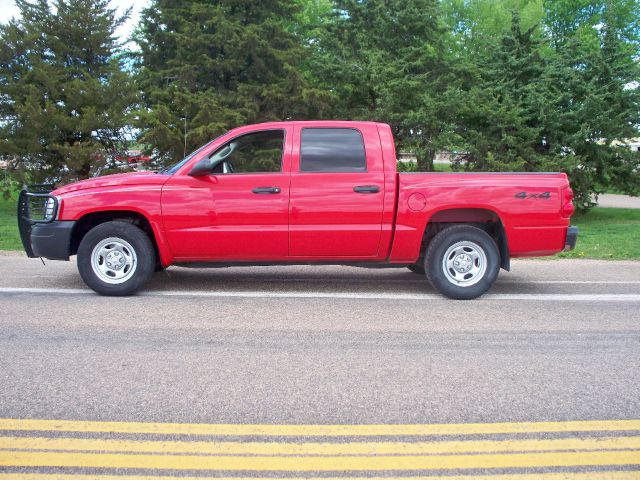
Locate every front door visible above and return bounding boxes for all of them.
[162,127,292,261]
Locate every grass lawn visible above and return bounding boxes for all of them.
[556,207,640,260]
[434,163,453,172]
[0,192,21,251]
[1,191,638,259]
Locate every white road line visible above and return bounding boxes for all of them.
[196,278,640,285]
[504,280,640,284]
[0,287,639,302]
[159,276,640,285]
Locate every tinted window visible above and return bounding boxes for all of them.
[300,128,366,172]
[211,130,284,174]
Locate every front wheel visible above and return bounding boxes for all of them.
[425,225,500,300]
[77,221,155,296]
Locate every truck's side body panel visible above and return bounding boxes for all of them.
[390,173,571,263]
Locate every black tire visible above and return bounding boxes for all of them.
[77,221,155,296]
[407,264,425,275]
[425,225,500,300]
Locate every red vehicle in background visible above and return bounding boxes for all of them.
[18,121,577,299]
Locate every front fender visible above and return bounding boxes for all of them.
[58,186,174,266]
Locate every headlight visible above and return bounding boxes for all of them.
[44,198,56,221]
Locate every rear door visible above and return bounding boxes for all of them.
[288,123,385,258]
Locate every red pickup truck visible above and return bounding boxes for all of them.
[18,121,577,299]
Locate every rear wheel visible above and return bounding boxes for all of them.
[425,225,500,300]
[77,221,155,296]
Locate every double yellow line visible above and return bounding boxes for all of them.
[1,475,640,480]
[2,418,640,436]
[0,418,639,478]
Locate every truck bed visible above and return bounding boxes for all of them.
[389,172,572,262]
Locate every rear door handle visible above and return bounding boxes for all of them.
[353,185,380,194]
[252,187,281,194]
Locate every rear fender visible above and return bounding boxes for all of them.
[391,205,510,269]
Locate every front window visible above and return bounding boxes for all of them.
[210,130,284,174]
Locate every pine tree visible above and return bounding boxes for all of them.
[0,0,136,185]
[306,0,451,170]
[453,13,552,173]
[443,0,639,209]
[134,0,330,165]
[544,0,640,208]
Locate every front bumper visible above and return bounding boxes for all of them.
[18,187,75,260]
[29,221,76,260]
[564,226,579,251]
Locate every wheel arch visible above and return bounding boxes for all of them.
[70,210,165,265]
[420,207,510,271]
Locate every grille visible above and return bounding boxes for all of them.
[17,185,58,258]
[18,188,58,223]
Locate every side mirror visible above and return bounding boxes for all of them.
[188,159,212,177]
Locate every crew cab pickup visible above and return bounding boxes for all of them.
[18,121,578,299]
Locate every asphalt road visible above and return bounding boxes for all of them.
[0,253,639,477]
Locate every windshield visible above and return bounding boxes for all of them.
[158,132,229,175]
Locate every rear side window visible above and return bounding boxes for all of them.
[300,128,366,172]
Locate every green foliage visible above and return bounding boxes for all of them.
[134,0,332,165]
[305,0,452,170]
[397,161,419,172]
[444,0,640,209]
[290,0,333,37]
[0,0,637,208]
[451,13,551,173]
[441,0,545,41]
[0,0,137,187]
[543,0,640,209]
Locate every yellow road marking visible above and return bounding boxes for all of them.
[1,449,639,470]
[1,418,640,436]
[0,473,639,480]
[2,435,640,455]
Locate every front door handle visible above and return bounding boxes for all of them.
[252,187,281,194]
[353,185,380,194]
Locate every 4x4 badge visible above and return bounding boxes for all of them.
[515,191,551,199]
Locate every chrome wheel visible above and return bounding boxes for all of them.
[90,237,137,284]
[442,241,487,287]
